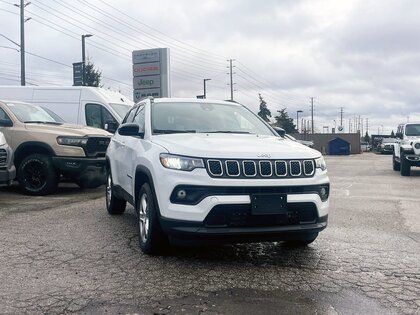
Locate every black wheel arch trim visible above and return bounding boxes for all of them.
[134,165,162,217]
[14,142,56,164]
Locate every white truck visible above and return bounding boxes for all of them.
[393,122,420,176]
[0,86,134,133]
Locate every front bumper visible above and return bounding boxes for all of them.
[0,164,16,185]
[401,154,420,166]
[52,156,106,187]
[160,215,328,245]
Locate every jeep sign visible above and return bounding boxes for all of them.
[132,48,171,102]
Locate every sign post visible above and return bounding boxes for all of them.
[132,48,170,102]
[73,62,84,86]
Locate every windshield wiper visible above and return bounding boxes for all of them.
[202,130,254,134]
[24,121,63,125]
[153,129,196,134]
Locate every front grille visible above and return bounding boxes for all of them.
[204,203,318,228]
[84,137,110,157]
[206,159,316,179]
[0,149,7,166]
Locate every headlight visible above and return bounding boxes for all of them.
[57,136,88,147]
[160,153,204,171]
[315,156,327,171]
[415,143,420,149]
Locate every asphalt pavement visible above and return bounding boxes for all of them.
[0,153,419,314]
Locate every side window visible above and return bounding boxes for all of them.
[85,104,103,128]
[102,107,117,125]
[122,106,137,124]
[0,108,13,127]
[133,106,145,132]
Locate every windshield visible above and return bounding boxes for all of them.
[41,107,65,122]
[405,124,420,136]
[151,102,275,136]
[7,102,59,123]
[109,103,132,121]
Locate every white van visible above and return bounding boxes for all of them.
[0,86,134,133]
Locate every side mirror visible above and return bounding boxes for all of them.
[117,123,143,137]
[0,119,13,127]
[396,132,403,139]
[104,121,118,133]
[273,127,286,137]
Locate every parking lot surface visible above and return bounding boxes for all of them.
[0,154,419,314]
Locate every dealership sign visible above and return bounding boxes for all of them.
[132,48,170,102]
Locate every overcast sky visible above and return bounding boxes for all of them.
[1,0,420,134]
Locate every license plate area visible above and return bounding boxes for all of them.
[251,193,287,215]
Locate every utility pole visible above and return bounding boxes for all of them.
[20,0,25,85]
[310,97,314,134]
[340,107,344,128]
[366,118,369,135]
[16,0,30,85]
[227,59,235,101]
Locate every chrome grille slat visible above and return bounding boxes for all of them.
[289,160,302,176]
[275,161,287,177]
[205,159,314,178]
[259,161,272,177]
[303,160,315,176]
[242,160,257,177]
[225,160,240,177]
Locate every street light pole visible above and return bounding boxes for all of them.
[81,34,92,86]
[296,110,303,133]
[203,78,211,99]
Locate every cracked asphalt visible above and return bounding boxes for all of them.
[0,154,419,314]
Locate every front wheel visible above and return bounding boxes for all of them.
[400,153,411,176]
[17,153,58,196]
[105,172,126,215]
[392,152,400,171]
[137,183,168,255]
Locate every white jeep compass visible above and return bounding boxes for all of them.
[105,98,330,254]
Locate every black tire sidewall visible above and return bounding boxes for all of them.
[137,183,166,255]
[17,154,58,196]
[400,152,410,176]
[106,172,126,215]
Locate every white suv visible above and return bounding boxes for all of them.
[106,98,330,254]
[393,123,420,176]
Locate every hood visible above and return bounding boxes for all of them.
[151,133,321,159]
[24,123,111,137]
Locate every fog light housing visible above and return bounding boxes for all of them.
[177,189,187,199]
[318,185,329,201]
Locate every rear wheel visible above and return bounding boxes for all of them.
[392,152,400,171]
[105,172,126,215]
[400,153,411,176]
[17,153,58,196]
[137,183,168,255]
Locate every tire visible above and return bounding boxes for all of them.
[400,153,411,176]
[393,152,400,171]
[17,153,58,196]
[137,183,168,255]
[105,172,126,215]
[286,233,319,246]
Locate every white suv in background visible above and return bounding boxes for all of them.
[106,98,330,254]
[393,122,420,176]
